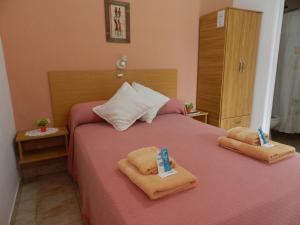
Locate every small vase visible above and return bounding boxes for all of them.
[187,108,193,113]
[40,127,47,132]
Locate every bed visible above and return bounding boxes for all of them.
[48,70,300,225]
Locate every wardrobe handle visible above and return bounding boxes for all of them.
[242,60,246,72]
[239,60,243,73]
[234,120,242,124]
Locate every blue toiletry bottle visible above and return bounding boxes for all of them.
[161,148,172,172]
[258,127,267,145]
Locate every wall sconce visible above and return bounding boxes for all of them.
[116,55,128,78]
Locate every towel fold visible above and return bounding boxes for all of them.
[118,158,197,200]
[227,127,268,145]
[127,146,176,175]
[218,136,295,164]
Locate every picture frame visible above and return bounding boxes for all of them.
[104,0,130,43]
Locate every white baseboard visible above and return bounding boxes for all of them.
[7,179,21,225]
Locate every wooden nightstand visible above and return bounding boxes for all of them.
[187,111,208,124]
[16,127,68,182]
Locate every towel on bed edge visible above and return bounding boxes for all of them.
[218,136,295,164]
[227,127,268,146]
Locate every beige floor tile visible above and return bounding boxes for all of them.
[19,182,39,202]
[13,172,82,225]
[14,199,37,225]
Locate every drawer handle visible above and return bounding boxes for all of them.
[234,120,242,124]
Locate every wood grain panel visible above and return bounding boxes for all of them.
[221,9,245,119]
[236,11,261,116]
[221,9,261,119]
[48,70,177,127]
[221,115,250,130]
[197,9,228,126]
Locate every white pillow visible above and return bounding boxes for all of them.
[93,82,152,131]
[132,82,170,123]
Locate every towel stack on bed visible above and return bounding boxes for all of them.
[218,127,296,163]
[118,147,197,200]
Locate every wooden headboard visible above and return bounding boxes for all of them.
[48,69,177,127]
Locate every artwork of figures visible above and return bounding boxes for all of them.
[105,0,130,43]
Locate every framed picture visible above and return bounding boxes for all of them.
[104,0,130,43]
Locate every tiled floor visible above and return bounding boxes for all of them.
[11,173,82,225]
[272,131,300,152]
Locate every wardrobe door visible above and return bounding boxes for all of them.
[236,11,261,116]
[221,9,244,119]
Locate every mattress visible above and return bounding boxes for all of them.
[72,114,300,225]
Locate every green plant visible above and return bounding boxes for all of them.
[36,118,50,128]
[185,103,193,110]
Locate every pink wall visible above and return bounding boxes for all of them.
[200,0,233,15]
[0,0,232,130]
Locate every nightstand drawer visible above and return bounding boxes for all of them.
[22,136,65,152]
[21,158,67,183]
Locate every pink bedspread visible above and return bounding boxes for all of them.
[73,114,300,225]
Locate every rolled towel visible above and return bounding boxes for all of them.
[127,146,176,175]
[218,136,295,164]
[227,127,268,145]
[118,159,197,200]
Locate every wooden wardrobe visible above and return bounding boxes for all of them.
[196,8,262,130]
